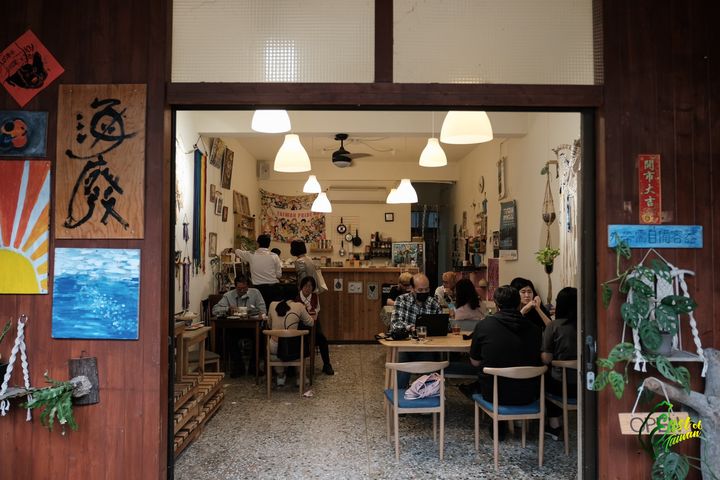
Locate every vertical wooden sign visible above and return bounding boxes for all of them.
[638,154,661,224]
[55,84,146,239]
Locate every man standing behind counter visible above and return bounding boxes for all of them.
[235,234,283,306]
[390,273,442,388]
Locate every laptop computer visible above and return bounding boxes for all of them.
[415,313,450,337]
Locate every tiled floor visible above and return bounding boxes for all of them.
[174,344,578,479]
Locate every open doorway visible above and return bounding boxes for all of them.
[169,108,590,479]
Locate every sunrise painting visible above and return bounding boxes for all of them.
[0,160,50,294]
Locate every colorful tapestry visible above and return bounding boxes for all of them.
[260,189,326,243]
[192,150,207,273]
[52,248,140,340]
[0,30,64,108]
[0,160,50,294]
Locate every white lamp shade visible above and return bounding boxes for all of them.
[440,111,493,144]
[251,110,291,133]
[274,134,311,172]
[311,192,332,213]
[418,138,447,167]
[303,175,322,193]
[395,179,418,203]
[386,188,400,204]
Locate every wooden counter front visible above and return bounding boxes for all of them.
[311,267,417,342]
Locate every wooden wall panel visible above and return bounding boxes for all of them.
[0,1,170,479]
[599,0,718,478]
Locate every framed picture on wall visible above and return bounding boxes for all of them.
[498,156,507,200]
[222,206,228,222]
[210,184,216,202]
[221,148,234,189]
[214,195,223,215]
[208,232,217,257]
[385,212,394,222]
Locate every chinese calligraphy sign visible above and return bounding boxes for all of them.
[55,84,146,239]
[0,30,64,107]
[638,154,661,224]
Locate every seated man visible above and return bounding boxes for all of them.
[434,271,457,308]
[212,275,267,377]
[386,272,413,306]
[389,273,442,387]
[469,285,542,437]
[469,285,542,403]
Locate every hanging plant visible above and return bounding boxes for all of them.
[535,247,560,267]
[21,373,79,434]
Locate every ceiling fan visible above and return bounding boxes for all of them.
[331,133,372,168]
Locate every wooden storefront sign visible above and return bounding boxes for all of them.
[638,154,661,224]
[608,225,703,249]
[55,84,146,238]
[618,412,690,435]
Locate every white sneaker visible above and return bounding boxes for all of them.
[276,375,286,387]
[296,376,309,387]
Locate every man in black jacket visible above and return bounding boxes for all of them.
[470,285,543,405]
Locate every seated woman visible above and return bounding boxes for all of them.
[510,277,552,330]
[452,278,486,331]
[386,272,413,306]
[541,287,578,440]
[296,275,334,375]
[267,290,314,387]
[434,271,457,308]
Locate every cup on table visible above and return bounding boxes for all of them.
[451,322,461,335]
[416,326,427,341]
[237,306,248,316]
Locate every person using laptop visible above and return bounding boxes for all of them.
[469,285,543,439]
[389,273,442,387]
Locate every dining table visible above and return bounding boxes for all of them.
[378,333,471,388]
[212,315,265,384]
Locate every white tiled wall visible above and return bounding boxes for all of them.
[172,0,375,82]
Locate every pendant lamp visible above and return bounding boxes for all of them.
[419,112,447,167]
[395,179,418,203]
[274,134,311,172]
[440,111,493,144]
[386,188,400,204]
[303,175,322,193]
[311,192,332,213]
[251,110,291,133]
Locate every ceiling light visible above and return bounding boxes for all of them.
[440,111,493,144]
[419,138,447,167]
[395,179,418,203]
[274,134,311,172]
[386,188,400,204]
[251,110,291,133]
[303,175,322,193]
[311,192,332,213]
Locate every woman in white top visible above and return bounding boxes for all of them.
[452,278,486,331]
[267,294,314,386]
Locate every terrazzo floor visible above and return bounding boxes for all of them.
[174,344,578,479]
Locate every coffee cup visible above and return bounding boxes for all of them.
[237,306,248,315]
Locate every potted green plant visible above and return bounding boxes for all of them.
[535,246,560,274]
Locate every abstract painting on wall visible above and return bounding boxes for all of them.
[0,111,48,157]
[52,248,141,340]
[0,160,50,294]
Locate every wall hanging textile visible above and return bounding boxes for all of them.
[260,189,326,243]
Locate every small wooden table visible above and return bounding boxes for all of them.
[378,334,471,388]
[177,326,211,382]
[212,316,264,384]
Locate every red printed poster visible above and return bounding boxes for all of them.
[0,30,65,108]
[638,154,662,224]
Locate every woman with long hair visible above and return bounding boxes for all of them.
[541,286,578,440]
[510,277,552,330]
[267,288,314,387]
[452,278,486,331]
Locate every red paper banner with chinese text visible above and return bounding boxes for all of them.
[638,154,661,224]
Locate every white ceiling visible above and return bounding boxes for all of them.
[183,111,529,165]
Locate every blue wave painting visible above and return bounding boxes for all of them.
[52,248,140,340]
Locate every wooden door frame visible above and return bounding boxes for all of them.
[166,81,602,479]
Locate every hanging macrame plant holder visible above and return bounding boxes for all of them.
[542,164,557,303]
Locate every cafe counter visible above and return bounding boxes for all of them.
[281,267,417,342]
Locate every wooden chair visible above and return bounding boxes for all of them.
[546,359,578,455]
[188,349,221,372]
[263,329,309,399]
[473,365,547,470]
[384,361,450,460]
